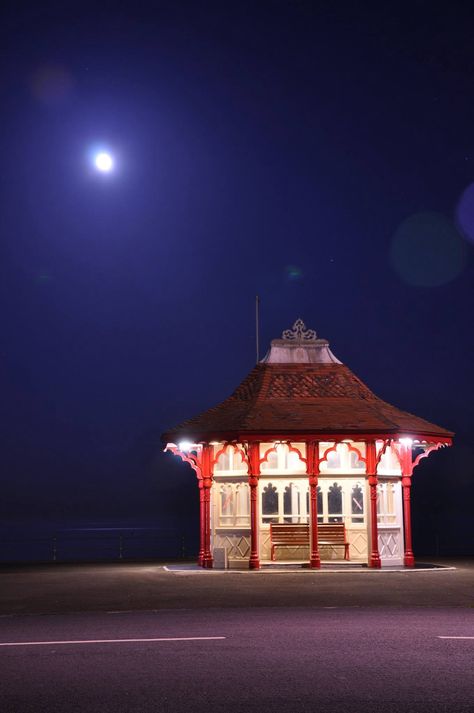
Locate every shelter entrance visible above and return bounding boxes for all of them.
[258,476,368,563]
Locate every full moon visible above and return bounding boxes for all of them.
[94,152,114,172]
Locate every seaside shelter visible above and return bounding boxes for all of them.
[162,319,453,569]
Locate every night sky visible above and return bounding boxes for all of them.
[1,2,473,556]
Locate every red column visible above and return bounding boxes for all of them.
[401,443,415,567]
[402,477,415,567]
[201,443,213,568]
[248,442,260,569]
[202,483,213,568]
[198,484,205,567]
[367,441,381,568]
[307,441,321,569]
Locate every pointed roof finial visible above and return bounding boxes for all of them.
[282,318,317,342]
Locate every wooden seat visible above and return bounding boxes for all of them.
[317,523,350,560]
[270,523,309,561]
[269,522,350,561]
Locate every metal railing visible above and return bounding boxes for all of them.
[0,527,195,564]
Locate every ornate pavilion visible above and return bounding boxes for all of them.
[162,319,453,569]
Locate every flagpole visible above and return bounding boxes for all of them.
[255,295,260,364]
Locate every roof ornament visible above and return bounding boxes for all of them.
[282,318,318,342]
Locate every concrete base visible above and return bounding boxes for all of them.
[213,548,228,569]
[228,559,250,570]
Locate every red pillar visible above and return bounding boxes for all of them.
[202,483,213,568]
[367,441,381,568]
[401,443,415,567]
[248,442,260,569]
[307,441,321,569]
[201,443,213,568]
[198,484,205,566]
[402,477,415,567]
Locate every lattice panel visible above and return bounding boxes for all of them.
[260,531,272,560]
[347,530,368,558]
[378,530,401,559]
[214,534,251,559]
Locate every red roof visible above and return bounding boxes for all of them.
[162,361,453,443]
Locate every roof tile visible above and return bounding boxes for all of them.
[162,363,453,442]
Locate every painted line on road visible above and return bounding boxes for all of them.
[437,636,474,640]
[0,636,226,647]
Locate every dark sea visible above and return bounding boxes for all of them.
[0,520,198,563]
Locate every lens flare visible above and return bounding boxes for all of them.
[455,183,474,244]
[390,212,467,287]
[286,265,303,282]
[31,63,74,104]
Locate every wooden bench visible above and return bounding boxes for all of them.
[269,522,350,561]
[270,523,309,561]
[318,523,350,560]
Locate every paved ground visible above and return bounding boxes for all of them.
[1,559,473,712]
[0,558,473,614]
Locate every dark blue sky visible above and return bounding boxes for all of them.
[1,2,473,553]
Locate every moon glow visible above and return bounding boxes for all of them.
[94,152,114,172]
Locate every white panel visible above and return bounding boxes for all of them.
[260,528,272,560]
[213,533,251,560]
[346,528,368,559]
[378,528,403,566]
[377,479,404,566]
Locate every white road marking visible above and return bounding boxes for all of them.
[437,636,474,640]
[0,636,226,647]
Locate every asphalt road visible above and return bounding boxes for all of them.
[1,561,473,712]
[1,607,473,713]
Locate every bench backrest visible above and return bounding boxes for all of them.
[317,523,346,543]
[270,523,309,544]
[269,522,347,544]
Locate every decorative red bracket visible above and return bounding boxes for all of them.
[211,442,249,471]
[318,440,367,468]
[164,443,203,480]
[412,442,445,469]
[390,439,448,475]
[375,439,390,469]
